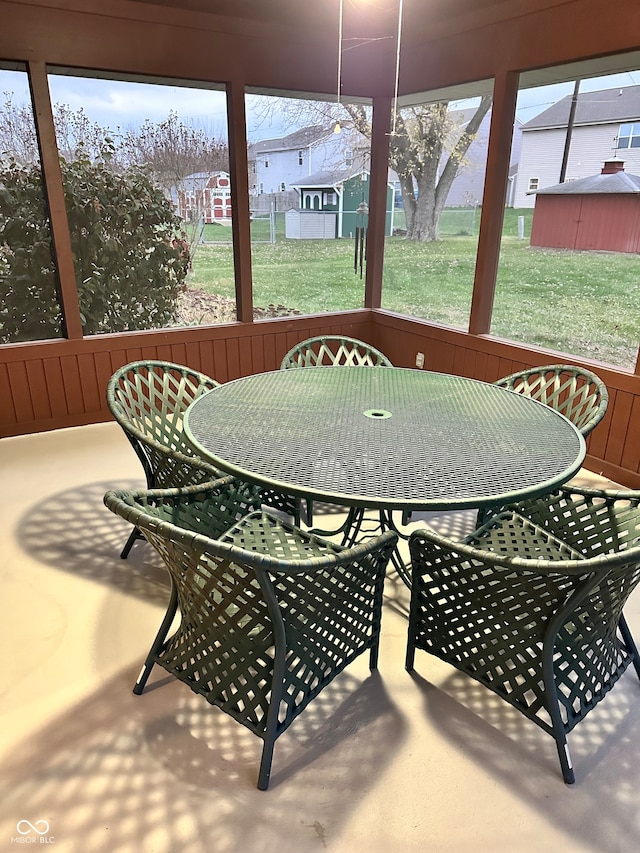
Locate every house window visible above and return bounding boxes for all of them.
[345,149,353,167]
[298,150,303,165]
[280,182,286,191]
[528,177,539,191]
[264,157,269,167]
[325,192,337,205]
[617,122,640,149]
[259,182,264,194]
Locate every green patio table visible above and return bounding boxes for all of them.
[183,366,586,515]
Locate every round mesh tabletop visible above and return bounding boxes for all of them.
[184,367,586,511]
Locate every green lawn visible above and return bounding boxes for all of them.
[185,208,639,370]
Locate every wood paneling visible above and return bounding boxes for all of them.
[0,312,373,435]
[2,310,638,487]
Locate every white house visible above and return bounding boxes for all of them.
[513,84,640,208]
[248,124,369,202]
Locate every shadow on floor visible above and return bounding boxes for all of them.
[0,663,406,852]
[408,666,640,851]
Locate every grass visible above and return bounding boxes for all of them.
[185,208,639,370]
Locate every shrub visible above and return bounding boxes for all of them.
[0,149,186,343]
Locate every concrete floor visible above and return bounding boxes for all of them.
[1,422,639,853]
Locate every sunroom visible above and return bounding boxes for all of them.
[1,0,640,850]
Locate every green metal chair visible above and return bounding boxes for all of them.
[280,335,393,369]
[107,360,299,559]
[493,363,609,436]
[107,360,223,557]
[406,484,640,784]
[104,478,397,790]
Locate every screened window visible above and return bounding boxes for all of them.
[493,60,640,370]
[245,88,372,318]
[0,64,63,344]
[47,69,234,333]
[382,81,494,330]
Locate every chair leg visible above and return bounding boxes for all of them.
[542,635,576,784]
[120,526,143,559]
[551,730,575,785]
[618,614,640,679]
[133,586,179,695]
[369,640,380,670]
[257,737,276,791]
[405,638,416,672]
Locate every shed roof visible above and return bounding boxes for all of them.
[535,170,640,195]
[290,167,370,190]
[523,84,640,130]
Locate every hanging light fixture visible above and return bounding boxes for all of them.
[391,0,404,136]
[334,0,344,133]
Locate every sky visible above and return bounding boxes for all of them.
[1,66,640,141]
[514,70,640,123]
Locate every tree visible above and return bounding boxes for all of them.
[0,93,116,166]
[250,93,492,242]
[0,92,38,165]
[0,148,187,343]
[345,97,492,241]
[120,111,228,192]
[0,94,230,307]
[0,157,63,342]
[120,112,229,256]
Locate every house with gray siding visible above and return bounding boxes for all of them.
[513,84,640,208]
[248,124,368,207]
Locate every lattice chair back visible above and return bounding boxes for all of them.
[104,480,397,790]
[280,335,393,369]
[406,484,640,784]
[108,360,218,471]
[493,363,608,436]
[107,360,222,557]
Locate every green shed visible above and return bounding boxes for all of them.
[290,168,394,238]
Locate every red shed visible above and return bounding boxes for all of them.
[530,159,640,253]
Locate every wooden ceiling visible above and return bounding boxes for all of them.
[129,0,567,43]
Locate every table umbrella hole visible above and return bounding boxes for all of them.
[363,409,392,419]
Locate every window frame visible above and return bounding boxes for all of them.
[617,121,640,149]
